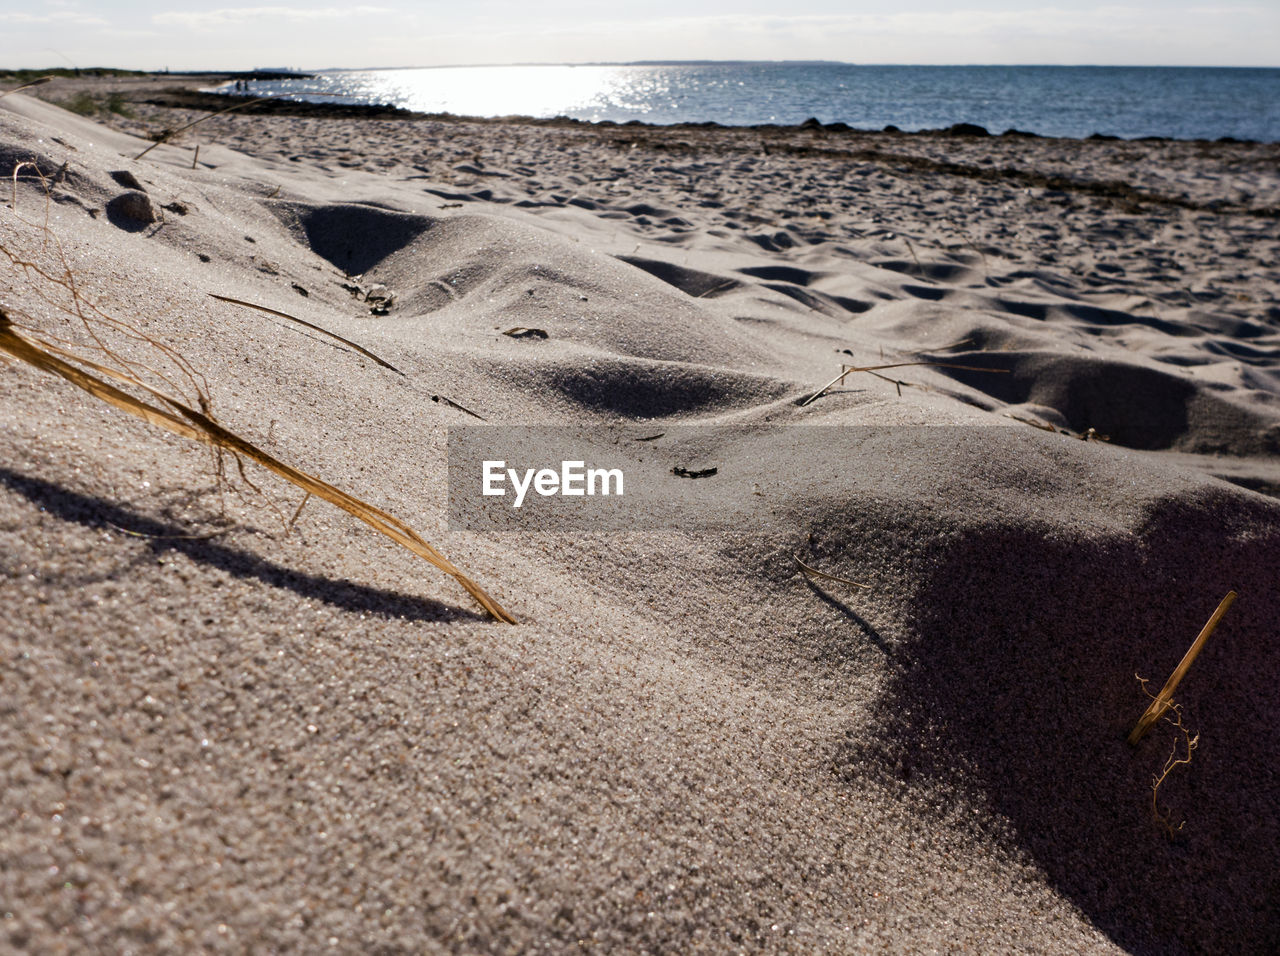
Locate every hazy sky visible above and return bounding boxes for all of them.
[1,1,1277,70]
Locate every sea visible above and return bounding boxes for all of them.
[227,63,1280,141]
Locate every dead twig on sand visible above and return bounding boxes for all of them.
[0,313,514,623]
[901,235,924,275]
[1128,590,1236,744]
[431,394,487,421]
[207,292,403,374]
[801,361,1009,407]
[695,278,738,299]
[794,554,871,590]
[0,75,55,98]
[134,92,294,161]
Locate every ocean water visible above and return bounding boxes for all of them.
[230,64,1280,141]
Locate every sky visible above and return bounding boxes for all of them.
[1,1,1277,71]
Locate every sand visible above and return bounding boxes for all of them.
[2,76,1278,953]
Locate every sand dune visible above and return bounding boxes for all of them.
[2,84,1279,953]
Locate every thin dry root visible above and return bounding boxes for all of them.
[1138,676,1200,836]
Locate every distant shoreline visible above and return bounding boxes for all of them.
[6,69,1278,145]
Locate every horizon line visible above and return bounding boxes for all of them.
[7,60,1280,74]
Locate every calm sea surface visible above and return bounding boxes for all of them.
[232,64,1280,141]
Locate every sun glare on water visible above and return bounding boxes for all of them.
[317,65,666,120]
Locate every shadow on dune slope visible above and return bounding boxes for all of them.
[933,349,1280,455]
[834,488,1280,955]
[269,201,435,275]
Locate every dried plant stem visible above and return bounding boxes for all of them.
[431,394,487,421]
[0,315,514,623]
[801,361,1008,407]
[0,76,55,98]
[695,279,737,299]
[794,554,871,590]
[1128,590,1236,744]
[207,292,403,374]
[901,235,924,275]
[134,93,292,161]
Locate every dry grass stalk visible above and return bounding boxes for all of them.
[207,292,403,374]
[946,220,989,276]
[794,554,871,590]
[430,394,487,421]
[901,235,924,275]
[0,76,55,99]
[801,360,1008,407]
[134,92,294,161]
[1006,414,1110,442]
[10,161,44,213]
[4,161,511,620]
[1128,590,1236,744]
[1007,413,1059,432]
[695,278,738,299]
[0,312,514,623]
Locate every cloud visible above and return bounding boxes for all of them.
[152,6,393,30]
[467,6,1277,65]
[0,11,110,27]
[547,7,1159,42]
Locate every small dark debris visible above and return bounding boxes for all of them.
[439,202,463,209]
[109,170,145,191]
[244,235,256,243]
[162,201,189,215]
[634,433,664,442]
[292,283,309,297]
[196,252,211,262]
[673,466,717,479]
[105,190,158,228]
[503,327,548,339]
[365,284,396,315]
[943,123,990,137]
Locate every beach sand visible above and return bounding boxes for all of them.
[2,76,1279,953]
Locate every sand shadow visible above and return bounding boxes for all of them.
[799,575,896,661]
[836,496,1280,954]
[1,467,485,624]
[271,201,434,274]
